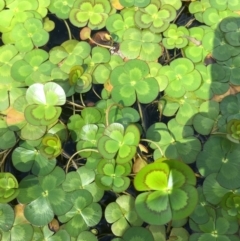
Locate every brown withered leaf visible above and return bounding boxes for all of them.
[89,31,112,47]
[133,157,147,174]
[48,218,60,232]
[212,84,240,102]
[79,27,91,40]
[110,0,124,10]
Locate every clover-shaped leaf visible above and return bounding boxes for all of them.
[69,0,112,29]
[183,26,212,63]
[134,159,197,225]
[189,206,239,241]
[159,92,203,125]
[226,119,240,143]
[146,118,201,164]
[120,28,162,61]
[11,18,49,52]
[219,93,240,122]
[0,173,19,203]
[69,65,92,93]
[194,63,228,99]
[0,119,17,149]
[12,141,56,176]
[162,24,189,49]
[96,159,131,192]
[0,204,14,232]
[18,167,72,226]
[110,59,159,106]
[58,189,102,237]
[197,136,240,189]
[67,107,103,142]
[203,30,236,62]
[210,0,240,11]
[162,58,202,98]
[98,123,140,163]
[11,49,56,86]
[135,2,176,33]
[106,8,135,42]
[189,187,213,225]
[62,166,104,202]
[105,195,143,236]
[203,173,231,206]
[24,82,66,126]
[49,40,91,74]
[202,7,237,29]
[193,100,219,135]
[39,134,62,159]
[49,0,76,19]
[216,55,240,86]
[220,17,240,46]
[77,124,104,158]
[221,192,240,218]
[189,0,211,23]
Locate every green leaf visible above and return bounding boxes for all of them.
[98,123,140,163]
[62,166,104,202]
[12,141,56,175]
[122,226,154,241]
[197,136,240,189]
[120,28,162,61]
[146,119,201,164]
[110,59,159,106]
[0,173,19,203]
[11,18,49,52]
[105,195,143,236]
[69,0,112,29]
[58,189,102,237]
[0,204,14,232]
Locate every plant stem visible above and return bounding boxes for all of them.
[89,36,114,49]
[66,100,84,109]
[80,93,85,107]
[65,148,99,173]
[105,103,122,126]
[63,20,72,40]
[71,95,75,115]
[137,100,146,133]
[141,138,164,157]
[0,148,13,172]
[92,86,101,99]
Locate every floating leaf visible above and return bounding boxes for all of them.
[105,195,143,236]
[134,159,197,225]
[62,166,104,202]
[0,204,14,232]
[0,173,19,203]
[110,59,159,106]
[12,141,56,175]
[96,159,131,192]
[134,2,176,33]
[197,136,240,189]
[146,118,201,164]
[98,123,140,163]
[18,167,72,226]
[120,28,162,61]
[11,18,49,52]
[58,189,102,237]
[69,0,112,29]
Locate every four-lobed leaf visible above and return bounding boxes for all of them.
[110,59,159,106]
[97,123,140,163]
[134,159,198,225]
